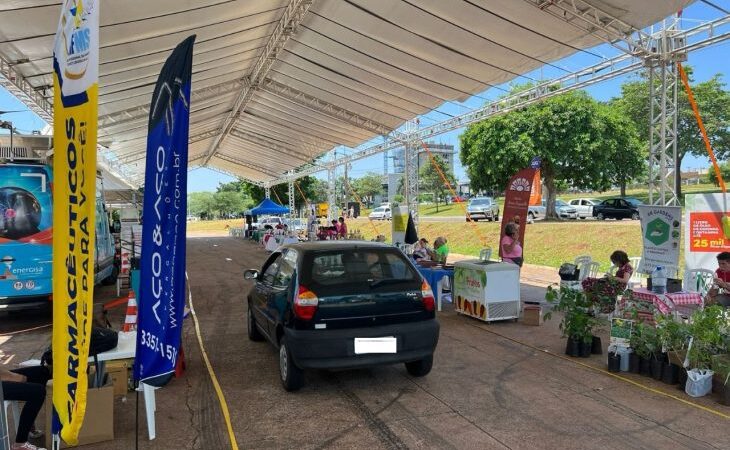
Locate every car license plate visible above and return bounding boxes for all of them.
[354,337,397,354]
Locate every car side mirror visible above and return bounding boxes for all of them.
[244,269,259,280]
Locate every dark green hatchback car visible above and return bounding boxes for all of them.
[245,241,440,391]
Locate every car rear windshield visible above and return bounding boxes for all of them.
[301,248,420,294]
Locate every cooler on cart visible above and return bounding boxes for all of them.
[453,259,521,322]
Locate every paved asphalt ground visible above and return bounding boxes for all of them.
[2,236,729,449]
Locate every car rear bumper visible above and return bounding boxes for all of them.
[467,211,493,219]
[285,319,440,370]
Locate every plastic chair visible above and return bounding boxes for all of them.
[3,398,20,440]
[684,269,714,298]
[574,255,592,266]
[586,261,601,279]
[628,256,643,289]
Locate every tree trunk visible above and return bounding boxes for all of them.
[620,181,627,197]
[543,165,558,220]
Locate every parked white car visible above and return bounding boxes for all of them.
[369,206,392,220]
[567,198,599,219]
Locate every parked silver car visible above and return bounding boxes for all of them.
[567,198,599,219]
[466,197,500,222]
[527,200,577,222]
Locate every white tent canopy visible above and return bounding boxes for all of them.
[0,0,691,185]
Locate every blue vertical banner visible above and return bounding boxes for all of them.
[134,35,195,386]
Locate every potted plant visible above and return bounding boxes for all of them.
[630,323,657,377]
[545,285,603,358]
[712,354,730,405]
[655,313,690,385]
[685,306,729,397]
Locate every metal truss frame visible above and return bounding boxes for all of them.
[0,56,53,123]
[524,0,653,56]
[403,120,419,227]
[200,0,315,166]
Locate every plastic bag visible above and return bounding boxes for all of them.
[685,368,714,397]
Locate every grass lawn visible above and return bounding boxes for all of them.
[190,216,681,272]
[349,218,667,271]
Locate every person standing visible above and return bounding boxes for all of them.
[338,216,348,239]
[501,222,523,267]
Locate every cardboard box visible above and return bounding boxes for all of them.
[105,358,133,397]
[522,305,543,326]
[45,382,114,448]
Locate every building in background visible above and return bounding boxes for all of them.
[385,141,456,201]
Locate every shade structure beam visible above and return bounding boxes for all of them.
[228,128,314,162]
[0,56,53,123]
[97,79,244,129]
[524,0,653,56]
[258,78,396,138]
[213,152,282,178]
[200,0,315,166]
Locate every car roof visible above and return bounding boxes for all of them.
[282,241,395,253]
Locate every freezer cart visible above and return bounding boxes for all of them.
[453,259,521,322]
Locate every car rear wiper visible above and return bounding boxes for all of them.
[369,278,405,288]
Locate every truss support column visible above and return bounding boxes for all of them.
[327,168,336,222]
[265,186,271,200]
[288,172,296,218]
[404,120,419,229]
[647,19,685,206]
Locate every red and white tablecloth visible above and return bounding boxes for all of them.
[629,288,703,314]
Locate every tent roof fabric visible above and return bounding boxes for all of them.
[0,1,690,185]
[250,198,290,215]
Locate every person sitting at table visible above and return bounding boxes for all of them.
[434,237,449,264]
[707,251,730,307]
[2,365,52,450]
[413,238,434,261]
[581,250,632,313]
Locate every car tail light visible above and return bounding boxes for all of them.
[294,285,319,320]
[421,280,435,312]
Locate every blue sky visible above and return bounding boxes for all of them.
[1,1,728,192]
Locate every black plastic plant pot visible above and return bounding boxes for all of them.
[579,341,592,358]
[640,357,652,376]
[566,337,580,357]
[591,336,603,355]
[661,363,680,385]
[629,353,641,374]
[651,358,665,381]
[721,384,730,406]
[677,367,688,390]
[607,352,621,373]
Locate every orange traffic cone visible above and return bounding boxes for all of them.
[122,290,138,332]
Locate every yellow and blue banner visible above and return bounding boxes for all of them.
[51,0,99,444]
[134,35,195,387]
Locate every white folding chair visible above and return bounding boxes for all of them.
[628,256,643,289]
[586,261,601,279]
[574,255,592,266]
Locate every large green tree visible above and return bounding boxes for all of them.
[187,192,216,219]
[350,172,384,205]
[213,190,250,218]
[419,155,457,212]
[460,90,644,218]
[612,67,730,197]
